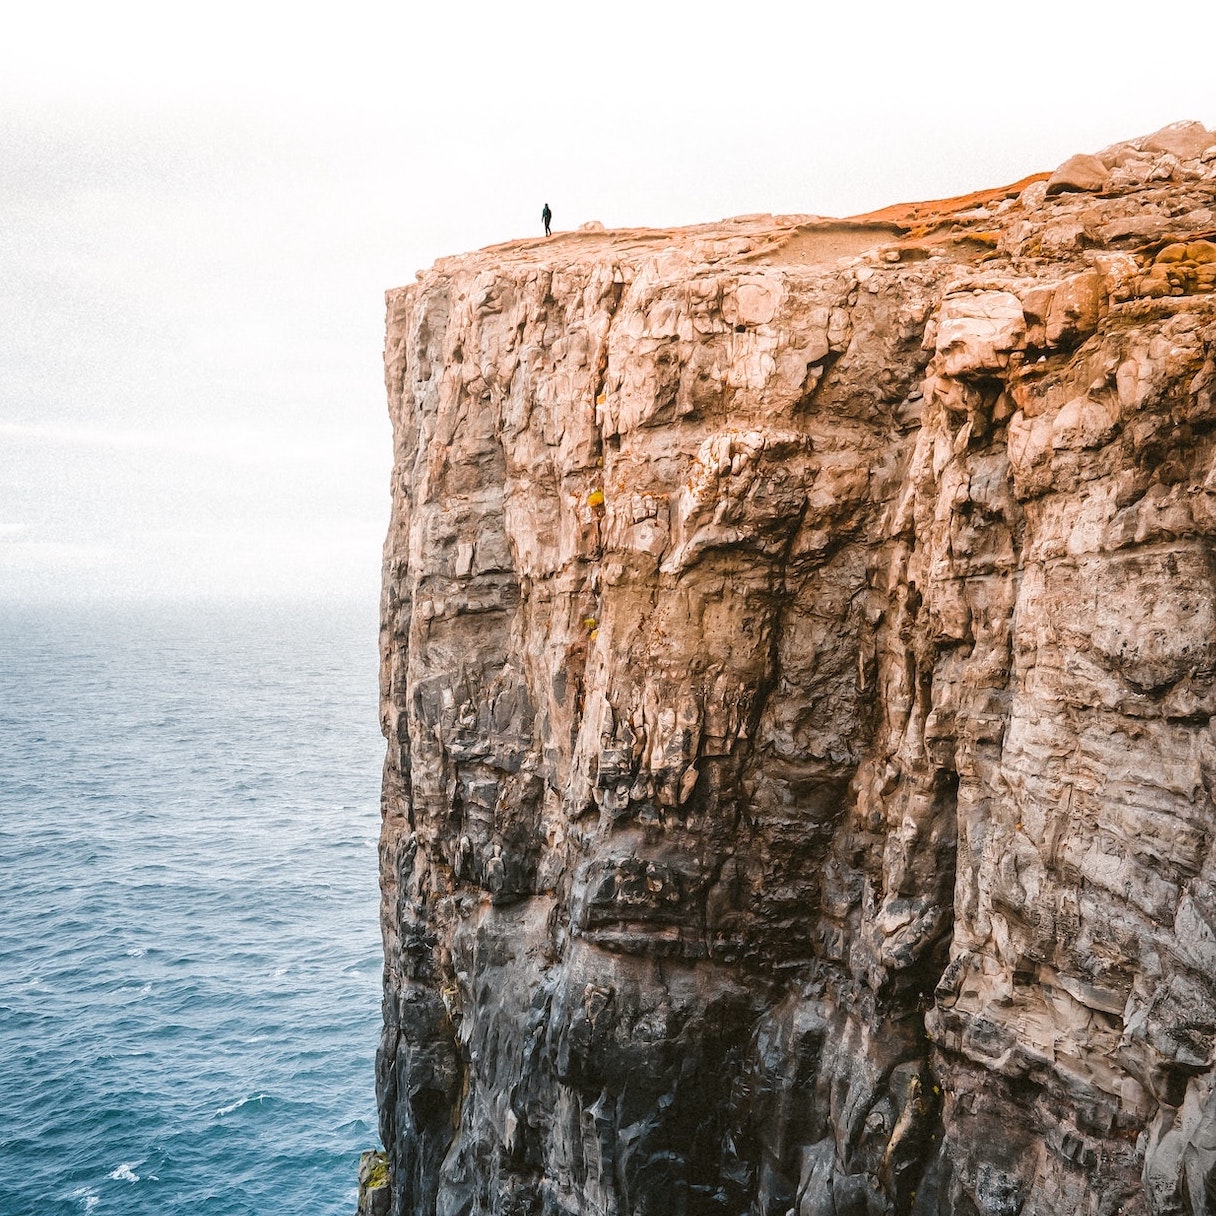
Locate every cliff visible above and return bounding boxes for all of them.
[376,121,1216,1216]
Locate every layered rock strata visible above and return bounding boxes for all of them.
[377,121,1216,1215]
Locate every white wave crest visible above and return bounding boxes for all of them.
[215,1092,268,1117]
[108,1161,141,1182]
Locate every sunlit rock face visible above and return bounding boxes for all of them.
[377,121,1216,1216]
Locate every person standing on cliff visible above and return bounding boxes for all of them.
[542,203,552,237]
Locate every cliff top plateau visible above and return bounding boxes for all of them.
[405,119,1214,293]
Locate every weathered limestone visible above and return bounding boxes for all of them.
[1045,153,1109,197]
[377,122,1216,1215]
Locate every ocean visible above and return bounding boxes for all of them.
[0,597,385,1216]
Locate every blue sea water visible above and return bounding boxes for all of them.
[0,598,385,1216]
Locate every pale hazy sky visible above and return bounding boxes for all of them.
[2,1,1212,601]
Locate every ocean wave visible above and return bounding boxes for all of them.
[115,981,154,999]
[4,599,382,1216]
[214,1092,269,1117]
[71,1186,100,1211]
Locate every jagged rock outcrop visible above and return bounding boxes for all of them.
[377,121,1216,1215]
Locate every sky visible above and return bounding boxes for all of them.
[2,0,1212,603]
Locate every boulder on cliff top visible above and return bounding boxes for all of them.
[1142,118,1216,161]
[1099,119,1216,169]
[1045,152,1110,196]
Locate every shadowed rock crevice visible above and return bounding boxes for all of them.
[378,122,1216,1215]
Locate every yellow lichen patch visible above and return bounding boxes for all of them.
[587,489,605,508]
[1155,243,1189,263]
[362,1151,390,1191]
[582,617,598,631]
[1130,244,1216,298]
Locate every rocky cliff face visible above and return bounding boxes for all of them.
[377,121,1216,1216]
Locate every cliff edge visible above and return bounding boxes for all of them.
[377,121,1216,1215]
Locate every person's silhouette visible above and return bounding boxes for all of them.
[542,203,552,237]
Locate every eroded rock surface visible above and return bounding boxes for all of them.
[377,122,1216,1215]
